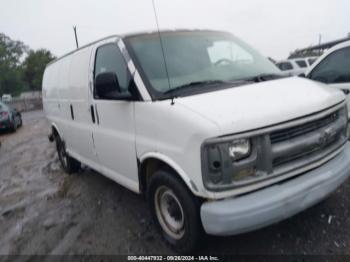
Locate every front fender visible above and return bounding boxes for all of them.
[139,152,200,196]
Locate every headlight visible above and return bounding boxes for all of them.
[228,139,251,161]
[202,137,256,189]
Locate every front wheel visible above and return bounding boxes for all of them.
[147,170,203,253]
[56,136,80,174]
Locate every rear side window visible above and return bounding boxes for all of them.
[94,44,131,94]
[277,62,293,71]
[295,60,307,68]
[309,47,350,84]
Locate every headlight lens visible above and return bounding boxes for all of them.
[228,139,251,161]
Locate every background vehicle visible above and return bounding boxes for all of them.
[277,58,313,76]
[305,56,318,66]
[0,101,22,132]
[43,30,350,253]
[306,41,350,115]
[1,94,13,102]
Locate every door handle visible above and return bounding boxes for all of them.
[90,105,95,123]
[95,104,100,125]
[341,89,350,95]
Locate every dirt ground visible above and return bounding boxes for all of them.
[0,110,350,256]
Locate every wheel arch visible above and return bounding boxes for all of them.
[138,152,199,197]
[51,123,62,140]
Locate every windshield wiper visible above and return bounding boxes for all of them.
[164,80,240,95]
[240,73,285,83]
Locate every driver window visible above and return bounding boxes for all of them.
[309,47,350,84]
[94,44,131,93]
[207,41,254,65]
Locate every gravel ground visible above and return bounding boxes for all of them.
[0,110,349,256]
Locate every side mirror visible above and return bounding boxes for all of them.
[95,72,121,99]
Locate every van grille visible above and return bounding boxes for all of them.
[270,111,339,144]
[270,108,346,170]
[273,138,338,166]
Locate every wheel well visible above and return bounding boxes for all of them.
[139,158,184,195]
[50,125,60,142]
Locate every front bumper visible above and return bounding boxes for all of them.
[200,143,350,236]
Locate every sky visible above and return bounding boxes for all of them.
[0,0,350,60]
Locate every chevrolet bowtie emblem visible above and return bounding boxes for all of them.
[318,127,336,147]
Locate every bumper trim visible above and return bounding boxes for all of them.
[200,143,350,236]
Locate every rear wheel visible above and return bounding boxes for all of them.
[10,117,17,132]
[147,170,203,253]
[56,136,80,174]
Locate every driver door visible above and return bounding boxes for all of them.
[90,42,139,193]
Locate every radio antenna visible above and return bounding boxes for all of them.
[73,26,79,49]
[151,0,172,92]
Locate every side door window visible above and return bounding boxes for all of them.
[309,47,350,84]
[94,44,131,97]
[295,60,307,68]
[277,62,293,71]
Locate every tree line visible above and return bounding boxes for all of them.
[0,33,55,96]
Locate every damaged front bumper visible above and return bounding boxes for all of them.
[200,142,350,236]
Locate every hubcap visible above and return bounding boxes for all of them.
[154,186,185,240]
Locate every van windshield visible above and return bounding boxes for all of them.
[125,31,280,99]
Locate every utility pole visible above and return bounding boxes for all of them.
[318,34,322,56]
[73,26,79,49]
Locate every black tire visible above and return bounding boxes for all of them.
[10,117,17,133]
[147,170,203,253]
[18,115,22,127]
[56,136,80,174]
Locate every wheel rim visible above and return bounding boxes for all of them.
[154,186,185,240]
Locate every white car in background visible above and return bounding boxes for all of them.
[306,41,350,114]
[1,94,12,102]
[277,57,317,77]
[305,56,318,66]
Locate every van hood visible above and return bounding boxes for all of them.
[177,77,345,135]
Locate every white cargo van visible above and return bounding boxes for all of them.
[43,30,350,253]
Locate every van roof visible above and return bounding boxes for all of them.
[47,29,229,67]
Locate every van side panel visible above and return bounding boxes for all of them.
[65,47,99,167]
[43,46,100,172]
[43,63,62,121]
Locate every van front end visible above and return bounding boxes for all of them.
[199,103,350,235]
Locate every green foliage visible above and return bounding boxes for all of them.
[22,49,55,91]
[0,33,28,95]
[0,33,55,96]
